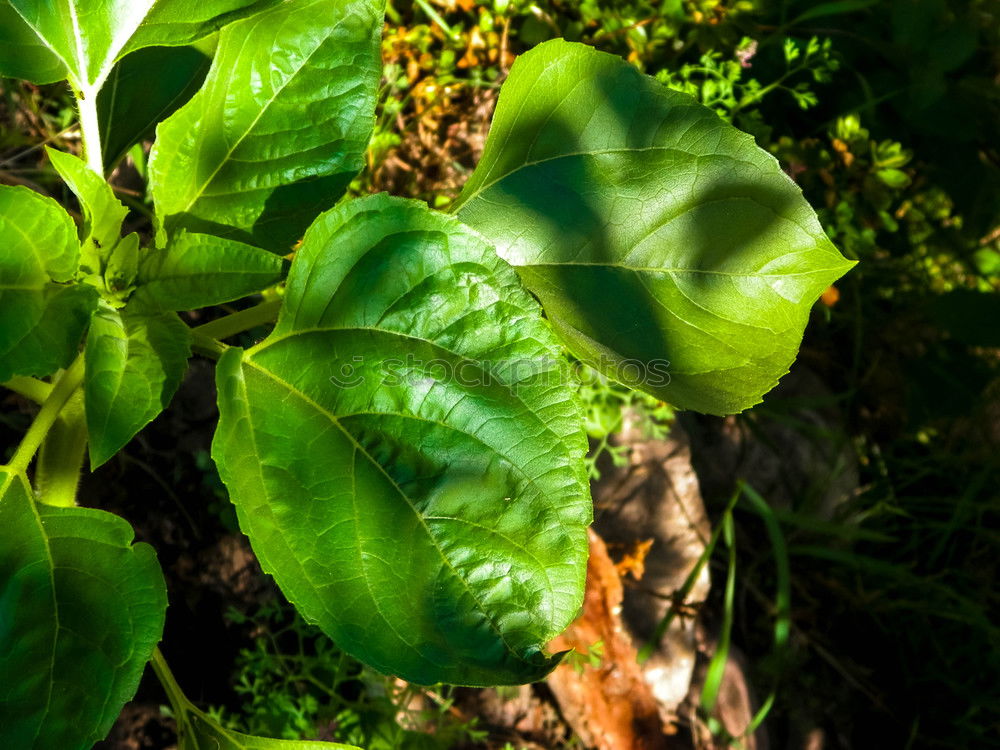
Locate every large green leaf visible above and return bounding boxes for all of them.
[454,39,855,415]
[0,2,66,83]
[213,195,591,686]
[6,0,157,89]
[0,185,96,381]
[0,468,167,749]
[131,231,285,312]
[84,302,190,468]
[149,0,384,253]
[4,0,273,90]
[98,43,213,171]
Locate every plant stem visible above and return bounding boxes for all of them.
[8,355,85,474]
[190,330,227,361]
[76,86,103,175]
[150,648,190,718]
[35,391,88,507]
[192,298,282,341]
[3,376,53,404]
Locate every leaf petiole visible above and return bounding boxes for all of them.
[8,354,86,474]
[2,375,53,404]
[150,648,189,719]
[192,298,281,341]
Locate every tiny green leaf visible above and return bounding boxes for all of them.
[132,231,285,312]
[0,185,96,381]
[149,0,384,252]
[84,302,191,468]
[455,40,856,415]
[213,195,591,686]
[0,467,167,749]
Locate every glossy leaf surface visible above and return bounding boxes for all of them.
[4,0,271,89]
[98,43,213,170]
[84,303,190,468]
[132,231,285,312]
[124,0,280,53]
[0,2,66,83]
[0,185,96,381]
[0,468,167,749]
[6,0,157,88]
[149,0,383,253]
[213,195,591,686]
[455,40,855,415]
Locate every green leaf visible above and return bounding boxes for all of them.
[790,0,877,25]
[6,0,158,89]
[132,231,285,312]
[0,2,66,83]
[46,147,128,264]
[46,147,141,305]
[149,0,384,253]
[5,0,272,90]
[0,185,96,381]
[212,195,591,686]
[177,704,360,749]
[98,43,213,171]
[0,468,167,749]
[876,168,911,189]
[454,40,855,415]
[124,0,281,53]
[85,302,190,468]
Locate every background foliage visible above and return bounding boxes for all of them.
[2,0,998,748]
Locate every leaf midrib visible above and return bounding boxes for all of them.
[173,4,335,217]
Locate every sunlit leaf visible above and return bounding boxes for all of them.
[149,0,384,252]
[0,185,96,381]
[455,40,855,415]
[213,195,591,686]
[132,231,285,312]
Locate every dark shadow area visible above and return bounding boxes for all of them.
[98,44,212,172]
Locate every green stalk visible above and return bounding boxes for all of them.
[3,376,53,404]
[192,298,282,341]
[413,0,459,40]
[35,391,88,507]
[76,86,104,175]
[190,330,227,360]
[150,648,190,718]
[8,355,85,474]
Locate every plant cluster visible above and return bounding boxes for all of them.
[0,1,852,748]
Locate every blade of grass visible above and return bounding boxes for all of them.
[638,487,741,663]
[700,510,736,733]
